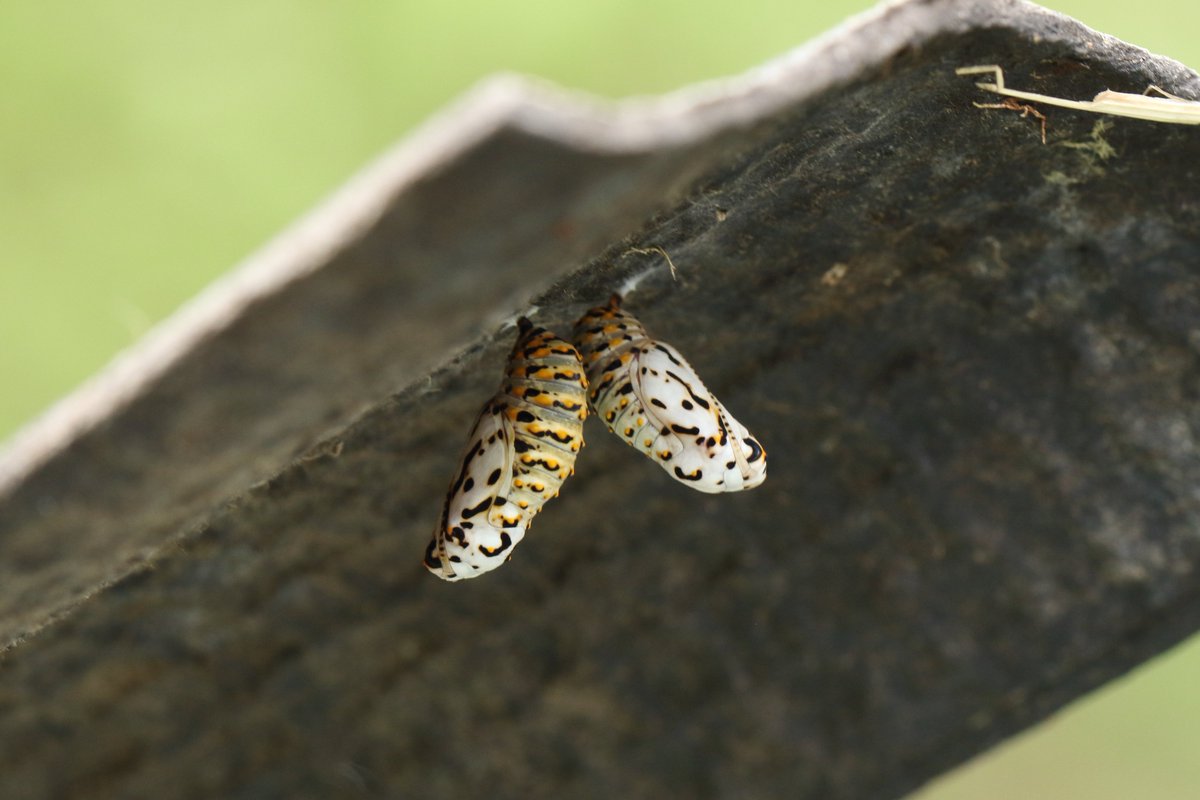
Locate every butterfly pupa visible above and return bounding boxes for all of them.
[572,294,766,493]
[424,318,588,581]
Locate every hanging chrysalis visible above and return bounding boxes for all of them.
[424,319,588,581]
[573,294,766,493]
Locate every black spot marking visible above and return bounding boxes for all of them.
[706,436,717,448]
[650,398,667,409]
[516,410,536,423]
[513,439,532,453]
[726,460,736,469]
[714,415,731,447]
[493,496,507,506]
[523,456,560,471]
[673,467,703,482]
[449,526,467,545]
[450,434,487,495]
[671,424,700,435]
[461,498,491,519]
[654,343,683,366]
[529,428,574,444]
[423,540,442,569]
[666,371,710,409]
[487,468,502,486]
[480,532,514,557]
[681,400,694,410]
[746,438,765,463]
[463,477,475,492]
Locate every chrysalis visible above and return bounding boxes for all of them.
[572,294,765,493]
[424,318,588,581]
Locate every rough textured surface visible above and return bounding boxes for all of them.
[3,0,1200,797]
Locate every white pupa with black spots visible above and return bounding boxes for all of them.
[572,294,766,493]
[424,319,588,581]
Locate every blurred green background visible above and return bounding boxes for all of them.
[2,1,1198,796]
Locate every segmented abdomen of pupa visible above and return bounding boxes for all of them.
[572,293,766,493]
[424,318,588,581]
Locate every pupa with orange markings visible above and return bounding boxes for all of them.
[424,318,587,581]
[572,294,765,493]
